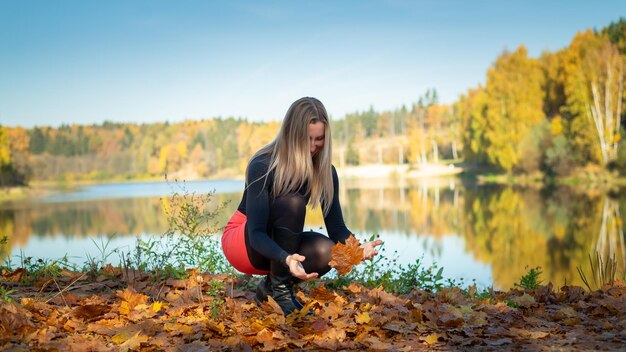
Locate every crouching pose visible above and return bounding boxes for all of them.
[221,97,381,315]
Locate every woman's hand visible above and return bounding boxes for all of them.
[360,239,383,260]
[286,254,319,281]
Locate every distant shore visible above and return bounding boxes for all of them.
[336,163,463,179]
[6,162,626,203]
[0,163,463,202]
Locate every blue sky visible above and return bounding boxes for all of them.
[1,0,625,127]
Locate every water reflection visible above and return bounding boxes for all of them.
[592,196,626,286]
[0,193,241,260]
[1,179,625,290]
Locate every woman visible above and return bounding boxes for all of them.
[221,97,382,315]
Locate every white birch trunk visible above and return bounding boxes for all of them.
[586,52,624,166]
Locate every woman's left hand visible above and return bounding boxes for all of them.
[360,239,383,260]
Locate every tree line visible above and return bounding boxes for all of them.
[1,18,625,187]
[457,19,626,175]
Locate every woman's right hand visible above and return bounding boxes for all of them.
[286,254,318,281]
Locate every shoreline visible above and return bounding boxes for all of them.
[336,163,463,179]
[0,163,463,203]
[5,162,626,203]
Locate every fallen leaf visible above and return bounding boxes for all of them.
[422,333,440,345]
[346,282,362,294]
[164,322,194,336]
[510,293,536,308]
[119,331,148,352]
[355,312,371,324]
[152,301,163,313]
[2,268,25,282]
[286,301,314,324]
[0,303,36,336]
[370,286,405,307]
[438,304,464,327]
[312,337,338,351]
[606,285,626,297]
[329,235,363,275]
[317,301,344,321]
[72,304,110,321]
[112,326,142,344]
[321,327,346,342]
[63,318,86,333]
[562,317,582,326]
[527,331,549,339]
[485,337,513,346]
[309,285,339,302]
[102,264,122,277]
[50,292,80,306]
[87,322,119,336]
[255,328,280,350]
[206,320,228,336]
[176,340,211,352]
[460,305,488,326]
[261,296,284,315]
[560,286,585,303]
[553,306,577,320]
[382,321,415,333]
[116,287,148,311]
[363,336,393,350]
[119,301,131,315]
[437,287,467,305]
[310,317,329,333]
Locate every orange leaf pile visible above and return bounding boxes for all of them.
[1,267,626,351]
[328,234,364,275]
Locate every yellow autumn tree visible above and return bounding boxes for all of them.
[484,46,546,171]
[0,126,10,167]
[406,118,428,165]
[0,126,31,186]
[455,86,489,163]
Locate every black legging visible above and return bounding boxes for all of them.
[244,192,334,276]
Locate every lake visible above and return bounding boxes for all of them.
[1,177,625,291]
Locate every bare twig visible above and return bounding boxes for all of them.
[45,273,87,304]
[51,276,68,307]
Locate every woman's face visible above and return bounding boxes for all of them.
[308,121,325,156]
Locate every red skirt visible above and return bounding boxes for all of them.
[221,210,270,275]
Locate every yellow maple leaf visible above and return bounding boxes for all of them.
[355,312,371,324]
[424,333,440,345]
[328,235,363,275]
[116,288,148,311]
[152,301,163,313]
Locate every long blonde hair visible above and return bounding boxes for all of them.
[250,97,334,215]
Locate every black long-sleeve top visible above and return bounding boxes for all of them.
[237,153,351,265]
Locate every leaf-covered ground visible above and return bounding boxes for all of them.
[1,267,625,351]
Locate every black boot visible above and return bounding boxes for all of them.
[255,275,304,310]
[290,278,304,310]
[269,260,300,315]
[254,275,272,304]
[266,226,300,315]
